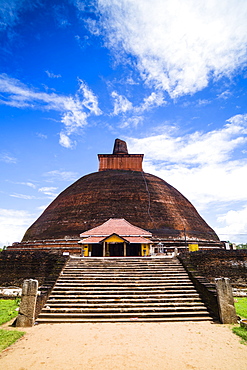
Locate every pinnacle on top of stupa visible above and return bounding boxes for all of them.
[113,138,128,154]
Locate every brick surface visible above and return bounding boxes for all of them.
[22,170,219,243]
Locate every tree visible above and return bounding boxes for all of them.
[236,243,247,250]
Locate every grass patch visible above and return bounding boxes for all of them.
[232,327,247,345]
[234,297,247,319]
[0,329,25,351]
[232,297,247,344]
[0,299,25,351]
[0,299,20,325]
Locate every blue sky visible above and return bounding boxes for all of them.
[1,0,247,247]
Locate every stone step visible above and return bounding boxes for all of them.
[65,257,178,262]
[51,285,196,291]
[58,276,190,281]
[41,306,208,314]
[48,293,199,300]
[37,257,212,323]
[54,282,193,287]
[37,310,210,319]
[44,301,205,308]
[36,316,212,323]
[60,278,190,283]
[46,296,201,304]
[59,274,189,278]
[59,269,188,276]
[48,293,200,300]
[65,266,184,269]
[51,285,197,290]
[62,271,187,276]
[71,262,178,264]
[69,262,180,264]
[63,264,185,267]
[66,266,183,268]
[65,265,181,268]
[67,258,179,261]
[63,265,183,271]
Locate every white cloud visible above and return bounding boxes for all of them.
[0,152,17,163]
[43,170,79,182]
[0,208,35,247]
[10,193,36,200]
[119,116,143,128]
[128,114,247,165]
[216,205,247,243]
[59,132,75,149]
[126,114,247,243]
[78,79,102,116]
[23,182,36,188]
[0,0,34,31]
[111,90,166,127]
[36,132,48,139]
[0,74,102,146]
[111,91,133,115]
[14,181,36,188]
[136,92,166,113]
[127,114,247,211]
[217,90,232,100]
[84,18,101,36]
[38,187,58,197]
[196,99,211,107]
[97,0,247,97]
[112,91,166,116]
[45,70,61,78]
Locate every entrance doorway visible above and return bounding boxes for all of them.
[109,243,124,256]
[126,243,141,256]
[85,242,145,257]
[91,244,103,257]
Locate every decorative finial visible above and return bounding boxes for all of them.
[113,138,128,154]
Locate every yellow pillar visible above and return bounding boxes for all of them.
[124,242,126,257]
[141,244,149,256]
[84,245,89,257]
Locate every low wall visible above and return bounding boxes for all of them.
[8,239,82,255]
[178,254,220,321]
[180,250,247,286]
[0,250,69,321]
[0,250,69,287]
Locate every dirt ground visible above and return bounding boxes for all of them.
[0,321,247,370]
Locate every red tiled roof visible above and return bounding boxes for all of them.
[125,236,151,244]
[79,235,151,244]
[80,218,152,237]
[78,236,105,244]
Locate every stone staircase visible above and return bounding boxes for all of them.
[36,257,213,323]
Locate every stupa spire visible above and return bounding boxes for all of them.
[98,139,144,172]
[113,139,128,154]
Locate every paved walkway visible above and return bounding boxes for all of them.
[0,321,247,370]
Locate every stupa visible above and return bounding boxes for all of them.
[10,139,223,255]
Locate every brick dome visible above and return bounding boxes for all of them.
[22,169,219,243]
